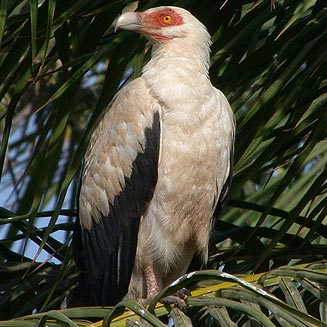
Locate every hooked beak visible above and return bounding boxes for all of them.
[114,11,171,42]
[115,12,141,32]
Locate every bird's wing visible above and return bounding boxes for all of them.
[70,78,161,306]
[189,89,235,271]
[215,88,235,206]
[217,140,234,205]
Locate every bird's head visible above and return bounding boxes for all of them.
[116,7,202,42]
[115,6,211,46]
[115,6,212,72]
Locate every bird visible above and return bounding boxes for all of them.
[67,6,235,307]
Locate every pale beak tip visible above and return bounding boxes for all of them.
[115,12,140,32]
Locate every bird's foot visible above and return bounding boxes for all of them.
[159,288,190,310]
[138,288,190,310]
[160,295,187,310]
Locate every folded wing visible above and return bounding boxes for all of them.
[68,79,161,306]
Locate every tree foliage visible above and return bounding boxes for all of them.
[0,0,326,325]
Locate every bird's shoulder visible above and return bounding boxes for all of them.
[104,77,160,122]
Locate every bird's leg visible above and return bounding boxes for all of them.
[136,264,159,306]
[143,264,160,298]
[142,264,188,310]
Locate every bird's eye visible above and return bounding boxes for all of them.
[161,15,173,24]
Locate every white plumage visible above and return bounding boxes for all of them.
[68,6,235,307]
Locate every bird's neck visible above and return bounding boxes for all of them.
[144,39,211,76]
[140,38,214,124]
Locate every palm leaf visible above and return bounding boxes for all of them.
[0,262,326,326]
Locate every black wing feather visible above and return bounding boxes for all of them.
[68,111,160,306]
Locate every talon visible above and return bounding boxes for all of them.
[160,295,187,310]
[175,288,191,299]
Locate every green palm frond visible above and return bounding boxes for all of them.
[0,262,326,326]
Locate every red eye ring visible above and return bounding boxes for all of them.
[161,14,173,24]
